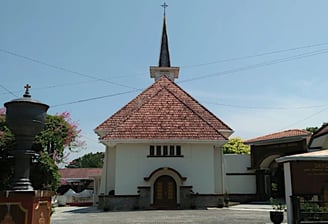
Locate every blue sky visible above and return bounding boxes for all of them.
[1,1,328,161]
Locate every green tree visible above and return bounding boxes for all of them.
[0,109,15,188]
[66,152,104,168]
[305,126,318,133]
[305,122,327,133]
[0,110,85,191]
[223,137,250,154]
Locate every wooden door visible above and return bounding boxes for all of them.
[154,175,177,209]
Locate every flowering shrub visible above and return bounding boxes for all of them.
[0,109,85,191]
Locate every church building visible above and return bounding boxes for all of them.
[95,11,233,210]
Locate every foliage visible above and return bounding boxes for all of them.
[30,152,60,191]
[305,126,318,133]
[0,110,15,188]
[34,112,85,164]
[305,122,327,133]
[223,137,250,154]
[0,109,85,191]
[66,152,104,168]
[270,197,285,211]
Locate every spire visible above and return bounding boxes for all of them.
[150,2,179,82]
[158,16,171,67]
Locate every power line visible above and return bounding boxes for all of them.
[0,80,103,96]
[178,48,328,83]
[52,48,328,109]
[2,44,328,114]
[202,101,328,110]
[0,48,139,90]
[0,84,18,97]
[181,42,328,68]
[51,89,142,108]
[278,106,328,131]
[2,41,328,91]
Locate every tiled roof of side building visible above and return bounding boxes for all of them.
[95,76,232,141]
[245,129,311,144]
[59,168,102,179]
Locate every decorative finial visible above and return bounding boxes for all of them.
[24,84,31,97]
[161,2,168,16]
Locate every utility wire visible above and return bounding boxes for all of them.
[51,89,142,108]
[181,42,328,68]
[0,80,103,96]
[179,48,328,83]
[202,101,328,110]
[2,44,328,111]
[278,106,328,131]
[2,42,328,90]
[49,48,328,109]
[0,84,18,97]
[0,48,138,90]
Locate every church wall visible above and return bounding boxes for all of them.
[113,143,219,195]
[214,146,224,194]
[224,154,256,194]
[186,144,216,194]
[99,147,116,195]
[107,146,116,193]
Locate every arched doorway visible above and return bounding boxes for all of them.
[154,175,177,209]
[270,161,285,198]
[257,155,285,200]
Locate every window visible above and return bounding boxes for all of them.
[176,145,181,156]
[163,145,168,156]
[148,145,183,157]
[156,145,161,156]
[149,145,155,156]
[169,145,174,156]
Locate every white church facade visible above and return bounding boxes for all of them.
[94,13,259,210]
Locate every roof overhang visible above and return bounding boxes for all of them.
[100,138,228,147]
[246,135,309,146]
[94,129,107,139]
[276,149,328,163]
[308,132,328,150]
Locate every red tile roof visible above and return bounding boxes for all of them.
[95,76,232,141]
[245,129,311,144]
[59,168,102,179]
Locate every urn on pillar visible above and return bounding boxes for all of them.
[4,84,49,191]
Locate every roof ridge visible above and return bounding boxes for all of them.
[162,82,228,139]
[165,77,232,131]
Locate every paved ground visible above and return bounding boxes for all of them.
[51,204,287,224]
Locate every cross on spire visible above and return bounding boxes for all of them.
[161,2,168,16]
[24,84,31,97]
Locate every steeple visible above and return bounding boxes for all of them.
[150,3,179,82]
[158,16,171,67]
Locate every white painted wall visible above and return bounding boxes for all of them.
[283,162,293,224]
[112,143,221,195]
[224,154,256,194]
[99,146,116,195]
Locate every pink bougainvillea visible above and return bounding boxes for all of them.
[0,107,5,115]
